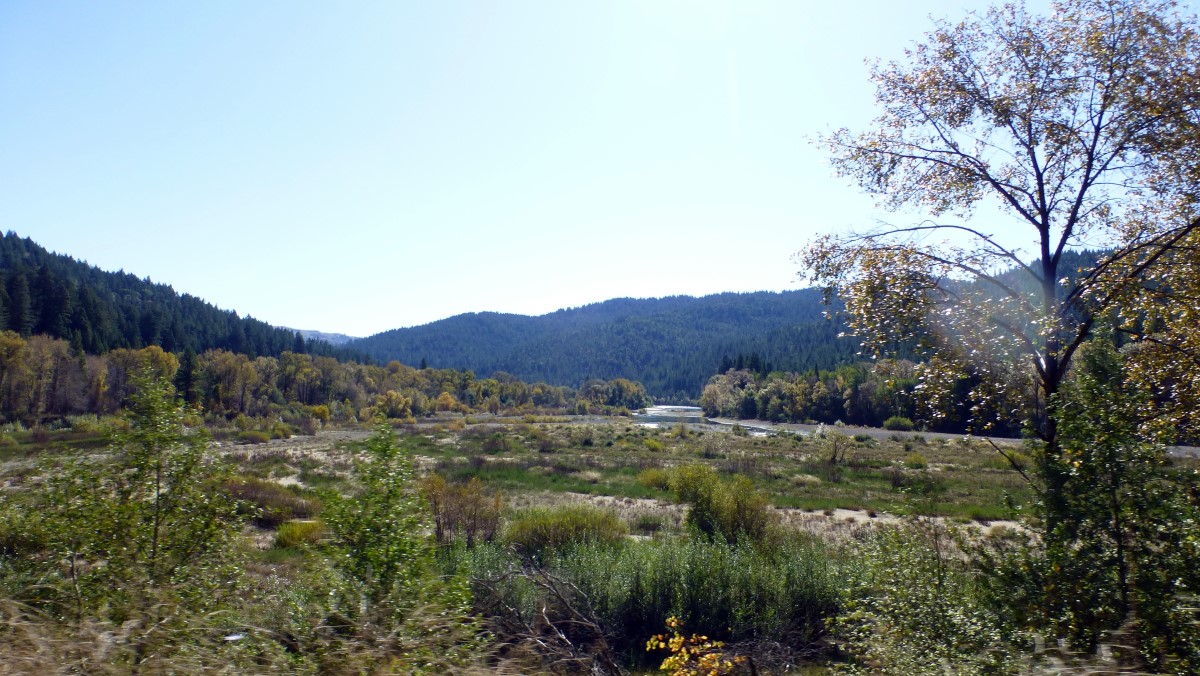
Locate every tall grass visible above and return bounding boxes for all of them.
[445,533,839,666]
[503,504,628,561]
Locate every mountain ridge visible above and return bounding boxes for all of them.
[349,290,857,400]
[0,232,858,400]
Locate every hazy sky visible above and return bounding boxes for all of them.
[3,0,1048,337]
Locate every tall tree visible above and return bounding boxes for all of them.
[801,0,1200,519]
[8,273,34,337]
[801,0,1200,662]
[173,347,201,406]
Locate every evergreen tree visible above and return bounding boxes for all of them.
[8,273,33,337]
[173,348,202,406]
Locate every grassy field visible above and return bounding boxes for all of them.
[0,414,1042,533]
[3,414,1196,673]
[401,416,1038,524]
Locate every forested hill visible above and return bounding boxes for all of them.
[0,232,362,361]
[349,291,859,400]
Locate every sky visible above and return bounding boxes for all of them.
[2,0,1052,338]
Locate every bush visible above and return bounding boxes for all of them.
[269,422,292,439]
[504,505,628,560]
[480,434,510,454]
[275,519,327,548]
[647,616,749,675]
[30,427,51,445]
[296,416,319,436]
[224,476,320,528]
[883,468,909,490]
[882,416,915,431]
[64,415,104,435]
[237,430,270,445]
[0,503,50,558]
[637,467,672,492]
[833,524,1025,674]
[817,424,854,465]
[644,438,665,453]
[422,474,503,547]
[10,374,246,660]
[633,513,667,534]
[905,452,928,469]
[984,450,1030,471]
[669,465,774,544]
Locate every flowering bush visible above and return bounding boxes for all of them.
[646,616,749,675]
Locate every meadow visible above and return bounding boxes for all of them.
[2,411,1194,673]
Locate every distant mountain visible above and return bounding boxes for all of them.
[0,232,365,361]
[285,328,360,346]
[349,291,858,400]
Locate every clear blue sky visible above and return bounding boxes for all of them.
[2,0,1037,338]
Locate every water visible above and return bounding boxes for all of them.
[633,405,711,428]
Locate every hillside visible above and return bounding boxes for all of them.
[349,291,858,399]
[0,232,363,361]
[0,233,859,398]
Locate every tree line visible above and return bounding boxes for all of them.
[699,357,1029,435]
[0,331,650,426]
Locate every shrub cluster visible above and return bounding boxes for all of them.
[274,519,327,548]
[422,474,503,547]
[223,476,320,528]
[882,416,915,431]
[669,465,773,544]
[503,505,628,561]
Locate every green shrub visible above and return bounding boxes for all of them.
[317,423,486,670]
[905,452,928,469]
[13,374,246,657]
[269,421,293,440]
[0,502,50,557]
[503,505,627,560]
[669,465,774,544]
[237,430,270,445]
[833,524,1025,673]
[644,438,665,453]
[984,450,1030,471]
[64,415,104,435]
[275,519,327,548]
[636,467,672,492]
[882,416,915,431]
